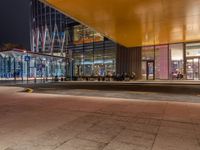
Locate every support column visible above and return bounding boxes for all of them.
[116,45,142,79]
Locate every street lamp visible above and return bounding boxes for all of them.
[70,58,74,81]
[66,49,73,81]
[24,50,30,84]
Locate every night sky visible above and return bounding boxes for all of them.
[0,0,31,49]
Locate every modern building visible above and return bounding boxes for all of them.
[0,0,117,81]
[41,0,200,81]
[31,0,117,79]
[1,0,200,81]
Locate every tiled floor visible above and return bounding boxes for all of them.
[0,86,200,150]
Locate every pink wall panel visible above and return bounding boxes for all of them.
[159,46,169,79]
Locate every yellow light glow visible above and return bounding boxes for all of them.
[41,0,200,47]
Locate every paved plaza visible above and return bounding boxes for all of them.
[0,86,200,150]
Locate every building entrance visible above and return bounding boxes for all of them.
[142,61,155,80]
[186,58,200,80]
[147,61,154,80]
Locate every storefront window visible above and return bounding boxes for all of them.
[186,43,200,57]
[169,44,184,79]
[185,43,200,80]
[84,49,93,76]
[93,49,104,76]
[104,49,116,76]
[73,50,84,76]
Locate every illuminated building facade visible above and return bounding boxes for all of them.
[1,0,200,81]
[31,0,116,78]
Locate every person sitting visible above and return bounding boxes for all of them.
[176,72,183,80]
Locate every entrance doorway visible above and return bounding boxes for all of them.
[142,61,155,80]
[186,58,200,80]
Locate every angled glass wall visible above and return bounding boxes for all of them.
[31,0,117,78]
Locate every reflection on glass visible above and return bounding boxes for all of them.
[186,43,200,80]
[169,44,184,80]
[186,59,194,80]
[141,61,147,80]
[186,58,200,80]
[186,43,200,57]
[74,25,104,45]
[73,47,116,77]
[73,50,84,76]
[193,58,199,80]
[142,46,154,60]
[141,46,155,80]
[0,50,66,79]
[147,61,154,80]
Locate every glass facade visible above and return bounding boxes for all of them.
[141,42,200,80]
[141,46,155,80]
[31,0,116,78]
[30,0,200,81]
[73,25,104,45]
[186,43,200,80]
[169,44,184,79]
[141,43,184,80]
[69,40,116,77]
[2,0,200,81]
[31,0,74,56]
[0,50,65,80]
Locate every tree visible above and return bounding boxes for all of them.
[1,43,25,50]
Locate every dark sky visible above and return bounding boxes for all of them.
[0,0,31,49]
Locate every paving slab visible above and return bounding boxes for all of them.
[0,86,200,150]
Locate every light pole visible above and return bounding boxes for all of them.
[66,49,73,81]
[24,50,30,84]
[70,58,74,81]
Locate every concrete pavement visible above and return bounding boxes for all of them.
[0,86,200,150]
[21,81,200,95]
[19,82,200,103]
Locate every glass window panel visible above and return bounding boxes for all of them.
[84,50,93,76]
[186,43,200,57]
[73,51,84,76]
[104,49,116,76]
[74,25,84,45]
[169,44,184,79]
[142,46,154,60]
[141,61,147,80]
[73,25,103,45]
[93,49,103,76]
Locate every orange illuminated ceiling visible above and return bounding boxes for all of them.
[41,0,200,47]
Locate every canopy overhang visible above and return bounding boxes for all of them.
[40,0,200,47]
